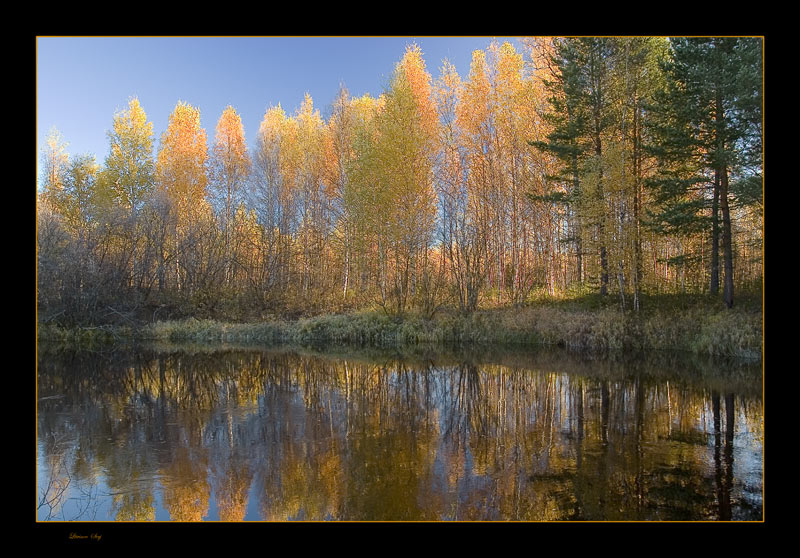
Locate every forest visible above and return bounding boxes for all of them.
[36,37,763,337]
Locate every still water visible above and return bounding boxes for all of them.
[36,343,763,522]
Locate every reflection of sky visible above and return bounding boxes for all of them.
[732,409,764,509]
[694,405,764,475]
[36,442,112,521]
[37,438,181,521]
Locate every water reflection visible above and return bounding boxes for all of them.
[36,345,763,521]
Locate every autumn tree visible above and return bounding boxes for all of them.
[155,101,210,294]
[38,128,72,320]
[435,58,486,312]
[40,127,70,206]
[491,40,545,303]
[94,97,157,295]
[209,105,251,286]
[453,41,546,305]
[340,92,385,304]
[57,154,101,239]
[46,154,104,322]
[323,85,367,302]
[292,93,331,300]
[365,45,439,314]
[396,45,442,314]
[100,97,156,215]
[457,48,502,305]
[157,101,209,224]
[249,104,298,303]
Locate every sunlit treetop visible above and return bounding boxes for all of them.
[156,100,208,216]
[257,104,290,146]
[213,105,249,166]
[102,97,155,212]
[456,49,492,143]
[211,107,250,189]
[493,41,526,105]
[394,44,438,140]
[294,93,326,166]
[434,58,463,114]
[350,93,385,126]
[40,126,70,199]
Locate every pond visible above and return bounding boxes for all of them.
[36,343,763,522]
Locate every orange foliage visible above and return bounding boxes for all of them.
[396,44,439,140]
[156,101,209,222]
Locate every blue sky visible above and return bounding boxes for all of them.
[36,36,523,185]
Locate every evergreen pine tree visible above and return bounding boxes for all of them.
[645,37,763,307]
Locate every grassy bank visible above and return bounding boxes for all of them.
[38,297,763,360]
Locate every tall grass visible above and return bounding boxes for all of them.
[38,299,762,359]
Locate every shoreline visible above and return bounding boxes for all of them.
[37,303,763,361]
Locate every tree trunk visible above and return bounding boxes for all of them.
[573,155,583,285]
[720,165,735,308]
[710,168,721,295]
[632,103,643,311]
[591,52,608,297]
[714,40,734,309]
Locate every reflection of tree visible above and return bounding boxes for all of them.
[209,381,255,521]
[260,443,342,521]
[160,446,210,521]
[213,457,251,521]
[633,375,645,515]
[36,345,763,521]
[107,449,157,521]
[256,359,442,521]
[440,363,477,491]
[341,416,437,520]
[713,391,735,520]
[112,487,156,521]
[564,378,587,519]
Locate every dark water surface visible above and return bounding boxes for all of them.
[36,343,763,522]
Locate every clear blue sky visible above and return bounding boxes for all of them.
[36,36,523,185]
